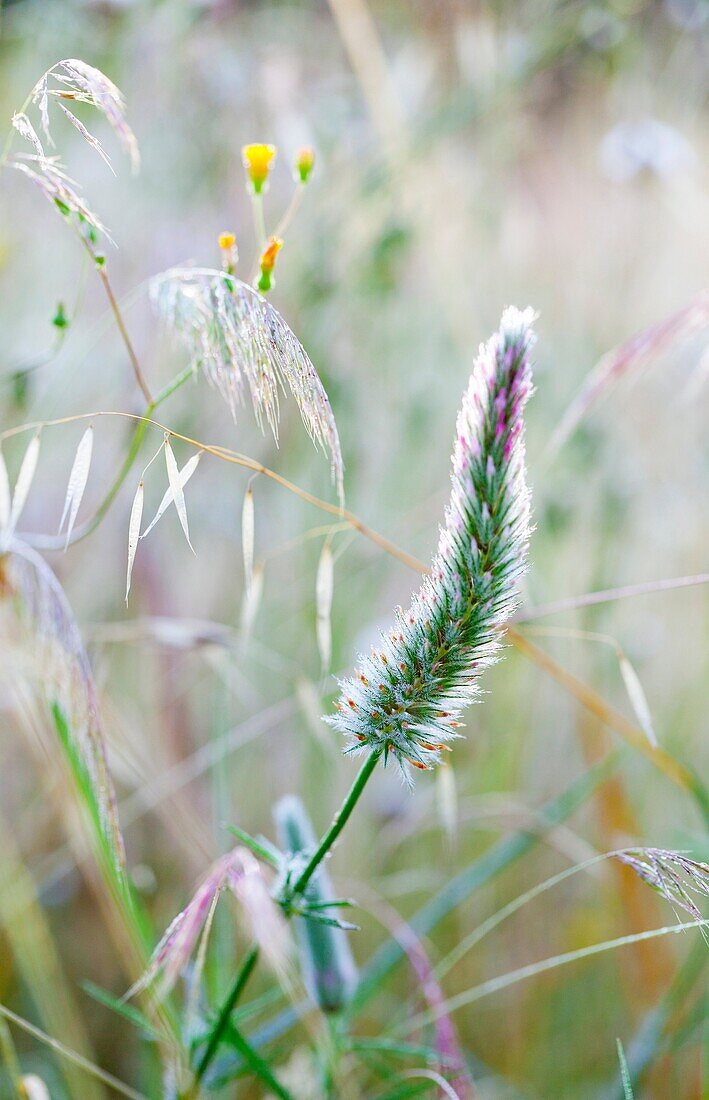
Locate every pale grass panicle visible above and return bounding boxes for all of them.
[129,847,291,1001]
[618,848,709,920]
[0,539,124,865]
[150,267,344,500]
[9,154,108,237]
[30,58,139,171]
[9,57,138,243]
[327,307,535,783]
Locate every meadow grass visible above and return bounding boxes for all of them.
[0,4,707,1097]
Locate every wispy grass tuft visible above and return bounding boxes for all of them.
[1,540,125,870]
[150,267,344,501]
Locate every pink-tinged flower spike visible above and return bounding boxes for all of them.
[327,307,536,784]
[127,847,291,1001]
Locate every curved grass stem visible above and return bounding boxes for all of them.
[0,1002,148,1100]
[96,266,153,404]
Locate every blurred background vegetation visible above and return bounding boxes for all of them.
[0,0,707,1096]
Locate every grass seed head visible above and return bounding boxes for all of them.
[617,848,709,920]
[150,266,344,500]
[327,306,536,784]
[129,846,290,1000]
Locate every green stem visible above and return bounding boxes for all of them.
[251,191,266,251]
[249,192,267,283]
[289,751,381,901]
[152,363,195,406]
[194,946,259,1086]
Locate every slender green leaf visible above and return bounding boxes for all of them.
[217,1025,292,1100]
[195,947,259,1085]
[349,1038,439,1062]
[225,825,281,867]
[82,983,159,1040]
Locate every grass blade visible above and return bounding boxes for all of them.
[436,762,457,847]
[164,437,194,552]
[315,538,333,674]
[618,653,657,748]
[602,937,707,1099]
[403,919,708,1030]
[0,449,10,529]
[59,426,93,549]
[141,453,200,539]
[82,983,160,1040]
[0,1002,147,1100]
[8,433,40,538]
[616,1039,634,1100]
[125,480,144,603]
[211,1023,292,1100]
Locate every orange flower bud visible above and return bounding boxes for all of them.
[257,236,283,292]
[259,236,283,273]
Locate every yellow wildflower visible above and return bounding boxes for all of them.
[218,231,236,250]
[242,143,277,193]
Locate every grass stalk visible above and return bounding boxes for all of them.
[288,750,381,901]
[95,265,153,404]
[0,1003,148,1100]
[191,946,259,1090]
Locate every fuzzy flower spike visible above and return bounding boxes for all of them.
[328,307,536,783]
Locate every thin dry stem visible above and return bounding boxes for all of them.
[96,267,153,403]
